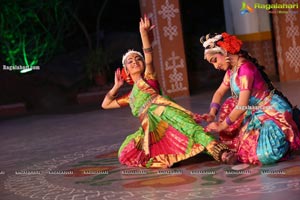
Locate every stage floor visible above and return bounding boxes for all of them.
[1,81,300,200]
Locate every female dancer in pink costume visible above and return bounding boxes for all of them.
[200,32,300,164]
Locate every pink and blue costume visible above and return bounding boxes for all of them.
[219,61,300,164]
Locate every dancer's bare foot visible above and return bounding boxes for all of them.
[221,151,238,164]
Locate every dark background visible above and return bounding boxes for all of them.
[0,0,225,115]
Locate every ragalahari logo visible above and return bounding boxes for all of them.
[240,2,254,15]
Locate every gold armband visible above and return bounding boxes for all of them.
[143,47,153,53]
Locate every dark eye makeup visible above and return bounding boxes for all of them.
[127,56,142,64]
[209,57,217,64]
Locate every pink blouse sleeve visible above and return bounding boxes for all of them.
[238,62,255,91]
[144,72,160,91]
[222,70,230,87]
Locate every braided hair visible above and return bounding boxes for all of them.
[239,50,293,108]
[242,49,300,129]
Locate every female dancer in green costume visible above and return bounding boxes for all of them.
[102,15,236,168]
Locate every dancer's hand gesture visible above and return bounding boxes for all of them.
[139,14,155,35]
[114,68,124,88]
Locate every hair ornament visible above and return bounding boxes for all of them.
[216,32,243,54]
[121,67,134,85]
[200,32,243,54]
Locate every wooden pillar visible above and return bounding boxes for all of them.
[139,0,189,97]
[271,0,300,82]
[223,0,278,81]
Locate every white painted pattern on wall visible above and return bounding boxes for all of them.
[158,0,179,41]
[285,10,300,73]
[151,0,166,89]
[165,51,187,93]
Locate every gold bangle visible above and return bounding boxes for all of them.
[143,47,153,53]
